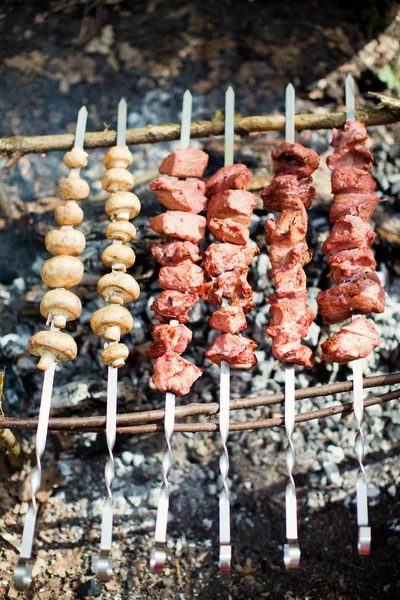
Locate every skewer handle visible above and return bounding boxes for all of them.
[219,359,231,573]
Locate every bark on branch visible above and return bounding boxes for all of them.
[1,106,399,167]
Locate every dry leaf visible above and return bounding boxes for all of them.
[84,24,115,55]
[117,42,143,70]
[48,53,100,94]
[48,548,84,578]
[368,92,400,109]
[19,466,64,503]
[4,50,48,75]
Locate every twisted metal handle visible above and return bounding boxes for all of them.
[219,359,231,573]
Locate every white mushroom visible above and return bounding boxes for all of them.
[90,305,134,341]
[102,244,136,271]
[45,226,86,257]
[106,221,137,243]
[40,289,82,328]
[103,146,133,170]
[105,191,141,221]
[28,330,77,370]
[63,147,88,169]
[58,173,90,201]
[101,342,129,368]
[55,201,84,227]
[97,272,140,305]
[101,168,134,193]
[41,256,84,289]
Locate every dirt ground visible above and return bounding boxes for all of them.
[0,1,400,599]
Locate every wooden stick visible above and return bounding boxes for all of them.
[0,371,25,470]
[1,106,400,167]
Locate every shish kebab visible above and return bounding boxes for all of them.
[261,84,319,569]
[317,75,385,555]
[14,107,89,591]
[147,90,207,572]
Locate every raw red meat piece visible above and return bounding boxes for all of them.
[151,290,199,323]
[205,164,250,197]
[320,317,379,363]
[207,190,256,226]
[208,217,249,245]
[272,143,319,178]
[149,177,208,214]
[151,241,201,266]
[205,333,257,369]
[331,121,368,150]
[152,351,203,396]
[270,331,314,368]
[262,174,315,211]
[326,145,373,171]
[200,266,255,312]
[328,248,377,285]
[331,167,376,194]
[329,193,379,223]
[208,306,247,334]
[158,261,203,293]
[145,323,193,358]
[321,215,375,255]
[202,241,259,278]
[158,148,209,178]
[150,211,206,244]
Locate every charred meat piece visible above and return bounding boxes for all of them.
[206,333,257,369]
[208,305,247,334]
[158,148,209,179]
[151,290,199,323]
[208,217,249,245]
[329,193,379,223]
[150,211,206,244]
[202,241,259,278]
[149,177,208,214]
[145,323,193,358]
[272,143,319,178]
[320,317,379,363]
[331,167,376,194]
[200,266,255,313]
[262,174,315,211]
[207,190,256,226]
[331,121,368,150]
[328,248,377,285]
[270,331,314,369]
[317,272,385,324]
[326,145,373,171]
[152,351,203,396]
[151,241,201,266]
[159,261,204,294]
[321,215,375,255]
[205,164,250,197]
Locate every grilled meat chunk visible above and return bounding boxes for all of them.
[150,211,206,244]
[320,317,379,363]
[328,248,377,285]
[272,143,319,178]
[207,189,256,226]
[145,323,193,358]
[331,120,368,150]
[159,261,203,294]
[151,290,199,323]
[270,331,314,369]
[149,177,208,213]
[205,164,250,197]
[152,351,202,396]
[207,217,250,245]
[331,167,376,194]
[326,145,373,171]
[321,215,375,255]
[205,333,257,369]
[264,198,308,247]
[262,174,315,211]
[266,294,314,339]
[151,241,201,266]
[269,241,312,276]
[202,241,259,278]
[208,305,247,334]
[158,148,209,179]
[329,193,379,223]
[200,266,255,313]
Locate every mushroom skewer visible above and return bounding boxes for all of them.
[150,90,193,573]
[90,99,140,583]
[14,107,89,591]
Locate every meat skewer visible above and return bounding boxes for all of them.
[14,107,89,591]
[90,99,140,582]
[150,90,205,573]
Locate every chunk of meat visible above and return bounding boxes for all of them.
[265,200,308,247]
[145,324,193,358]
[273,266,307,297]
[331,121,368,150]
[207,189,256,226]
[261,174,315,211]
[152,351,203,396]
[272,143,319,178]
[205,164,250,197]
[208,305,247,334]
[151,290,199,323]
[320,317,379,363]
[159,261,204,293]
[269,241,312,277]
[202,242,259,278]
[150,211,206,243]
[151,241,201,266]
[158,148,209,178]
[208,217,249,245]
[270,331,314,368]
[149,177,208,213]
[331,167,376,194]
[326,145,373,171]
[321,215,375,255]
[266,297,314,339]
[328,248,377,285]
[329,193,379,223]
[317,272,386,324]
[200,266,255,312]
[206,333,257,369]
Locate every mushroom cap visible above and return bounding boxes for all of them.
[105,191,141,220]
[103,146,133,170]
[106,220,137,243]
[90,305,134,340]
[40,289,82,327]
[45,226,86,257]
[41,256,84,289]
[63,147,88,169]
[28,330,77,370]
[101,342,129,368]
[55,202,84,227]
[102,168,134,193]
[102,244,136,271]
[58,173,90,201]
[97,272,140,305]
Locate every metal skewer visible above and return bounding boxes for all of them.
[283,83,301,570]
[14,108,88,592]
[96,99,128,583]
[151,90,192,573]
[345,74,371,556]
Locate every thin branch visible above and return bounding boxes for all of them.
[1,106,399,167]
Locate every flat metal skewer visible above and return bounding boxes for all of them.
[96,98,128,583]
[14,108,88,592]
[151,90,192,573]
[345,74,371,556]
[283,83,301,570]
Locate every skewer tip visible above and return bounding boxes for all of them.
[183,89,192,100]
